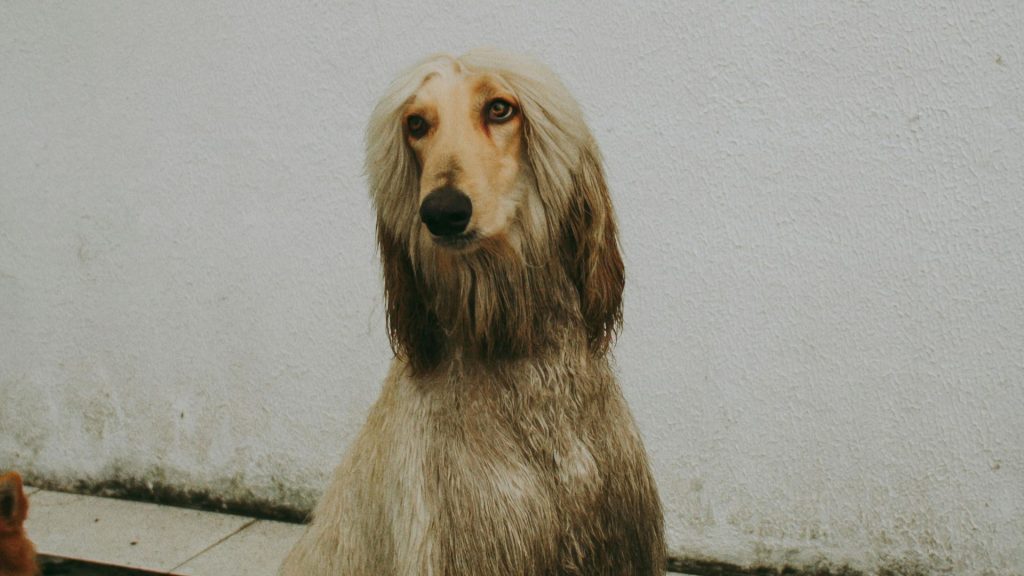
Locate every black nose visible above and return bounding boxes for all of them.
[420,187,472,237]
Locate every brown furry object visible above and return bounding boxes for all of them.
[280,49,665,575]
[0,472,38,576]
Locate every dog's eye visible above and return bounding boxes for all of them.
[407,115,429,138]
[486,100,516,123]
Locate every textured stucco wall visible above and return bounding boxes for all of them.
[2,2,1023,574]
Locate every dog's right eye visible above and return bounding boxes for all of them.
[407,115,429,139]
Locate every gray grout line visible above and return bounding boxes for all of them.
[167,518,259,574]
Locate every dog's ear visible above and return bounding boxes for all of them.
[563,146,624,352]
[510,64,624,352]
[377,226,443,374]
[366,64,445,374]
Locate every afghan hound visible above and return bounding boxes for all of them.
[280,49,665,576]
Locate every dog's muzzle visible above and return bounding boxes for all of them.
[420,186,472,238]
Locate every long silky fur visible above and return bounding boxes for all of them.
[280,49,665,576]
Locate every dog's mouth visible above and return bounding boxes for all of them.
[431,231,478,250]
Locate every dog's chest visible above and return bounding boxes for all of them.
[385,368,606,574]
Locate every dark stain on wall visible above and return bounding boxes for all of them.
[669,557,933,576]
[23,472,312,524]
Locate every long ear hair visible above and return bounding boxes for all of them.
[365,55,456,372]
[562,145,624,352]
[376,225,444,373]
[460,49,625,352]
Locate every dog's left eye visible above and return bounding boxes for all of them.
[486,99,516,123]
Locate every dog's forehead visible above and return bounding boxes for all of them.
[411,63,513,107]
[414,70,462,101]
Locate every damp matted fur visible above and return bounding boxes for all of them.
[280,49,664,575]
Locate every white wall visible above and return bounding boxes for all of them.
[2,2,1022,574]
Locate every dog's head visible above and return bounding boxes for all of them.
[0,471,29,534]
[367,50,623,372]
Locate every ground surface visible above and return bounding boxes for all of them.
[28,488,693,575]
